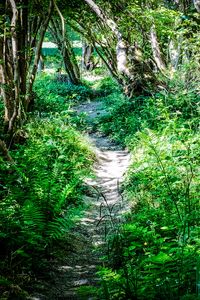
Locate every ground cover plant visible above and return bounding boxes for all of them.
[0,75,95,298]
[96,66,200,299]
[1,0,200,298]
[34,74,95,112]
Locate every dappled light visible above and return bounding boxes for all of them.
[0,0,200,299]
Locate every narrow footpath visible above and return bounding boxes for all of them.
[31,100,130,300]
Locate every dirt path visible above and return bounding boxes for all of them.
[30,101,130,300]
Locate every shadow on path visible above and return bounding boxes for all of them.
[30,100,130,300]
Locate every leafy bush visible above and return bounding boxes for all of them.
[98,127,200,299]
[94,76,121,96]
[96,69,200,299]
[34,74,94,114]
[0,117,94,287]
[0,71,98,297]
[98,82,200,146]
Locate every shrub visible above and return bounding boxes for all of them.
[96,69,200,299]
[99,128,200,299]
[0,117,94,279]
[98,83,200,146]
[94,76,121,96]
[34,74,94,114]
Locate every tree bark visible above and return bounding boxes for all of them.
[83,0,156,96]
[168,39,182,70]
[150,24,166,72]
[38,55,45,72]
[26,0,53,110]
[0,140,13,162]
[82,42,96,71]
[69,21,120,81]
[0,0,53,136]
[83,0,131,77]
[49,17,80,84]
[51,0,80,83]
[193,0,200,12]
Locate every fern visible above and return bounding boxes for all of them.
[53,181,77,213]
[22,200,45,232]
[47,217,69,240]
[0,113,94,280]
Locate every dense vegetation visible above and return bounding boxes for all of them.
[96,67,200,300]
[0,77,95,298]
[0,0,200,299]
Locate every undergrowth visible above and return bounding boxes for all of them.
[0,74,95,298]
[98,87,199,147]
[96,66,200,299]
[1,66,200,299]
[33,73,95,113]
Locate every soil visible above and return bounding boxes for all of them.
[29,100,130,300]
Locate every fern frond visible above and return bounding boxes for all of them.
[22,200,45,232]
[47,216,70,240]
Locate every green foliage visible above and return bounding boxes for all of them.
[98,69,200,146]
[43,53,62,70]
[94,76,121,96]
[98,129,200,299]
[32,74,95,131]
[96,70,200,299]
[0,68,99,296]
[0,116,94,297]
[34,74,95,113]
[1,118,93,241]
[76,285,98,299]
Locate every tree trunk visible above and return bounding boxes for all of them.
[150,24,166,72]
[49,17,80,84]
[82,42,96,71]
[168,39,182,70]
[0,140,13,162]
[83,0,131,77]
[83,0,156,96]
[26,0,53,110]
[38,55,45,72]
[0,0,26,133]
[8,0,21,132]
[69,21,120,82]
[0,0,53,136]
[193,0,200,12]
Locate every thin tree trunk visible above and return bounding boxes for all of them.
[83,0,156,96]
[193,0,200,12]
[93,44,120,81]
[1,0,53,135]
[0,36,9,122]
[38,54,45,72]
[52,0,81,83]
[19,0,28,98]
[49,17,80,84]
[83,0,131,77]
[8,0,21,132]
[26,0,53,109]
[0,140,13,162]
[150,24,166,72]
[168,39,182,70]
[82,41,96,71]
[70,21,119,80]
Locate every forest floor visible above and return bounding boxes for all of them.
[30,99,130,300]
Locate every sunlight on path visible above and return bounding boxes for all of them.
[30,100,131,300]
[74,100,131,268]
[59,101,131,299]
